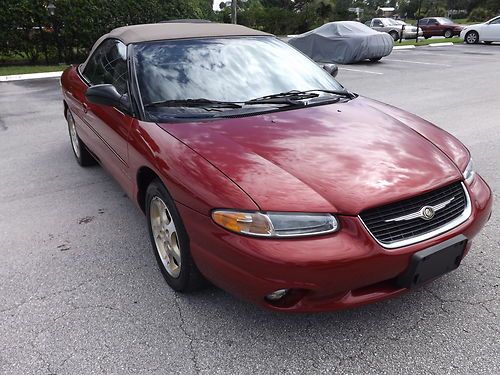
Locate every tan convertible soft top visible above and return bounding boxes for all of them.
[80,22,271,74]
[106,22,270,44]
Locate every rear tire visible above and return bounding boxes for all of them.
[145,179,205,292]
[389,31,399,41]
[369,57,382,62]
[444,29,453,38]
[66,109,96,167]
[465,31,479,44]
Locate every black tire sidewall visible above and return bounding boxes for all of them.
[145,179,194,291]
[444,29,452,38]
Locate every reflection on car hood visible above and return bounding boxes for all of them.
[158,97,465,214]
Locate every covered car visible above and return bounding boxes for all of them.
[288,21,393,64]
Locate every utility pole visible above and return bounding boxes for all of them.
[231,0,237,24]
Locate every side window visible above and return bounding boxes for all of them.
[491,18,500,25]
[373,20,383,27]
[418,19,428,26]
[83,39,128,95]
[429,19,438,25]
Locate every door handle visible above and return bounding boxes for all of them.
[83,102,89,113]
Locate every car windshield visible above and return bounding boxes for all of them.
[438,18,454,24]
[385,19,400,26]
[133,36,346,120]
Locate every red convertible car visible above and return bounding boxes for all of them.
[61,22,492,312]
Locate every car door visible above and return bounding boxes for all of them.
[80,39,134,185]
[372,19,385,32]
[418,19,428,35]
[425,18,440,36]
[483,17,500,41]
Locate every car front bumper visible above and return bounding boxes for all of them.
[403,30,423,39]
[178,175,492,312]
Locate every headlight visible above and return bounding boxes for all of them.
[463,158,475,184]
[211,210,339,238]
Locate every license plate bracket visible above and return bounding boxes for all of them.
[396,235,467,289]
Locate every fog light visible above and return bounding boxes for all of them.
[265,289,289,301]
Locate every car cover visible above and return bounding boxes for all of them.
[288,21,393,64]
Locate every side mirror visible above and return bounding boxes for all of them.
[85,84,131,114]
[322,63,338,78]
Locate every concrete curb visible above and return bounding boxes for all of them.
[0,71,63,82]
[393,45,416,50]
[429,42,454,47]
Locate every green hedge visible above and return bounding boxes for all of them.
[0,0,214,64]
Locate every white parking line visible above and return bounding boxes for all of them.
[395,50,493,59]
[0,71,63,82]
[339,67,383,75]
[384,59,451,67]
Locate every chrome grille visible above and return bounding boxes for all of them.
[359,182,470,248]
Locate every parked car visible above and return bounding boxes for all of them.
[395,19,425,38]
[61,22,492,312]
[417,17,464,38]
[366,18,422,41]
[289,21,393,63]
[460,15,500,44]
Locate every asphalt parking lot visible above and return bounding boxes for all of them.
[1,43,499,375]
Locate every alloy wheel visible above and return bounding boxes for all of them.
[150,196,182,278]
[67,112,81,159]
[466,31,478,44]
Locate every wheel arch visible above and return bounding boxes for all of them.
[136,166,162,213]
[465,29,480,43]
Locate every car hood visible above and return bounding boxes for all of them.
[463,22,485,29]
[158,97,466,214]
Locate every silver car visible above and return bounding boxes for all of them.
[366,18,422,41]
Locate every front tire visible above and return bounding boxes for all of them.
[146,179,205,292]
[465,31,479,44]
[369,57,382,62]
[389,31,399,41]
[444,29,453,38]
[66,109,96,166]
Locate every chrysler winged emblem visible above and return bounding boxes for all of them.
[385,197,454,223]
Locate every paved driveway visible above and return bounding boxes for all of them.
[0,44,498,374]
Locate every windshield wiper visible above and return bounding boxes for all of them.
[144,98,242,109]
[245,89,355,104]
[144,89,356,110]
[306,89,357,99]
